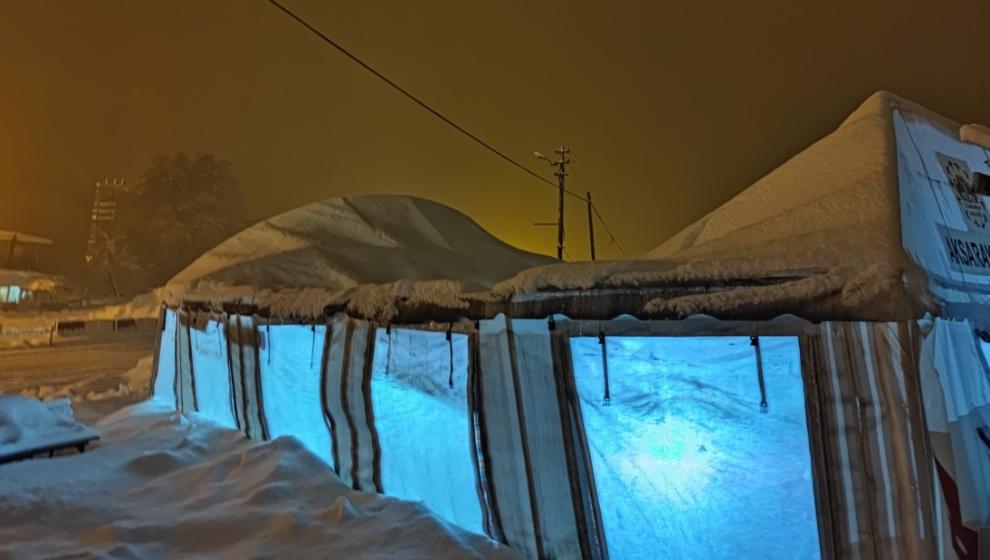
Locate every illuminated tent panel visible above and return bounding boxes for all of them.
[570,335,820,560]
[152,309,177,406]
[0,285,22,303]
[258,324,333,467]
[190,320,237,430]
[370,327,484,533]
[161,313,936,559]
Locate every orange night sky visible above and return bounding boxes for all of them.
[2,0,990,265]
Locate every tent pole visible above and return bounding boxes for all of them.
[751,336,768,413]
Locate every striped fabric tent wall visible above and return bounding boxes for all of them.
[150,308,942,559]
[808,322,936,559]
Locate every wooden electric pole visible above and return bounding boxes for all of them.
[535,147,571,260]
[553,147,571,260]
[85,178,122,264]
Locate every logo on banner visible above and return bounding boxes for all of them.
[937,152,990,231]
[936,152,990,276]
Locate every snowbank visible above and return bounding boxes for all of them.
[0,395,98,460]
[0,400,519,559]
[19,355,153,405]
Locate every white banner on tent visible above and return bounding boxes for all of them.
[895,110,990,294]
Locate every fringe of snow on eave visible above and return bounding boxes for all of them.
[163,278,486,324]
[492,252,911,320]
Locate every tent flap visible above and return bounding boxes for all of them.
[175,310,196,414]
[812,321,936,559]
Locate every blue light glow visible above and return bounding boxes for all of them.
[370,327,485,534]
[258,324,334,467]
[190,320,237,429]
[152,309,177,406]
[571,335,821,560]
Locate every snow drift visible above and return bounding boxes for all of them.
[0,395,98,461]
[0,400,518,559]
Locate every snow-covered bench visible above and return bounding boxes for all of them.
[0,396,100,465]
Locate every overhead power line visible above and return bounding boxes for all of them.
[591,204,628,258]
[265,0,628,259]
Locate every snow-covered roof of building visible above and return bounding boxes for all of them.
[165,195,555,316]
[0,231,53,245]
[0,269,60,291]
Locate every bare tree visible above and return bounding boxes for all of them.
[89,230,139,298]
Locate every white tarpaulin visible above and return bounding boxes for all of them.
[258,324,333,466]
[894,110,990,321]
[920,318,990,531]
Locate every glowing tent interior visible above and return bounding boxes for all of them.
[151,92,990,560]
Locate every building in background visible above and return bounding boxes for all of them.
[0,230,60,307]
[0,230,53,271]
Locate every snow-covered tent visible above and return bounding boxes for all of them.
[152,93,990,560]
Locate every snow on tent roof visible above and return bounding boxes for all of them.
[165,195,555,317]
[648,91,960,265]
[623,90,975,320]
[0,231,53,245]
[492,92,977,322]
[167,93,984,323]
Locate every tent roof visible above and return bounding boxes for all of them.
[649,91,957,264]
[165,195,555,316]
[168,92,984,324]
[0,231,53,245]
[459,91,939,323]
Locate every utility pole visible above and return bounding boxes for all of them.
[535,146,571,260]
[586,191,596,261]
[85,178,122,263]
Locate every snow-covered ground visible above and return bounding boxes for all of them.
[0,395,98,461]
[0,400,518,559]
[0,331,155,423]
[0,331,518,559]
